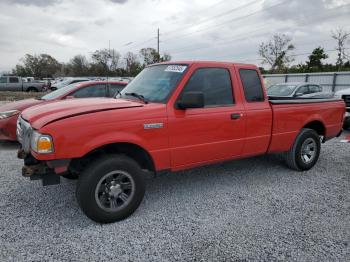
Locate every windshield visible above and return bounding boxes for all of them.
[41,83,80,100]
[118,64,188,103]
[267,84,298,96]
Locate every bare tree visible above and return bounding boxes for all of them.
[331,28,350,70]
[258,34,295,72]
[124,52,142,76]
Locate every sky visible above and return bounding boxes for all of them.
[0,0,349,73]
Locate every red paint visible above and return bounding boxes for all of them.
[20,61,345,172]
[0,81,127,141]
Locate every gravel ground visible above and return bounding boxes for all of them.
[0,132,349,261]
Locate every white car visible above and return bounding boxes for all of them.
[50,78,90,90]
[335,88,350,129]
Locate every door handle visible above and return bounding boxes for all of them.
[231,113,241,120]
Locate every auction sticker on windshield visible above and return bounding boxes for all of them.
[164,65,187,73]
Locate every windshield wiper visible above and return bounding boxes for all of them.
[125,92,148,104]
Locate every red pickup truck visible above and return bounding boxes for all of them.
[17,61,345,223]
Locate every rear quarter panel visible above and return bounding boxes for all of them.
[268,100,345,153]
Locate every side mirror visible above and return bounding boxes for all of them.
[177,92,204,109]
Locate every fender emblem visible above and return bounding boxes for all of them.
[144,123,164,129]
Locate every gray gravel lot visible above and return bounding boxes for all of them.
[0,132,349,261]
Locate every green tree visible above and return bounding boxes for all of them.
[306,47,329,71]
[13,54,61,78]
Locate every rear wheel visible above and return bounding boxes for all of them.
[285,128,321,171]
[76,155,145,223]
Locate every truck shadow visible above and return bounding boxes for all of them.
[10,154,289,226]
[0,140,20,150]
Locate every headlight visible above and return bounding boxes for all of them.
[31,130,54,154]
[0,110,20,119]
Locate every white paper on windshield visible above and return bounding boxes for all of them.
[164,65,187,73]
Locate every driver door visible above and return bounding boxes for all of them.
[167,66,246,169]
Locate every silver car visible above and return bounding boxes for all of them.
[267,82,326,98]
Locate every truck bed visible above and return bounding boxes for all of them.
[268,97,341,104]
[268,97,345,153]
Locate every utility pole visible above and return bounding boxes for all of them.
[157,28,160,62]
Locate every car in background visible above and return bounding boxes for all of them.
[0,76,46,92]
[50,78,90,91]
[335,87,350,129]
[267,82,326,98]
[0,81,127,141]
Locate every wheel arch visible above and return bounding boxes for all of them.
[302,120,326,136]
[69,142,156,175]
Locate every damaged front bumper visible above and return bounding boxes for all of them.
[18,148,71,186]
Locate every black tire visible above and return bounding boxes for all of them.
[343,118,350,130]
[285,128,321,171]
[26,87,38,92]
[61,172,78,180]
[76,154,145,223]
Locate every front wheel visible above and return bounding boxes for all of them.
[285,128,321,171]
[76,155,146,223]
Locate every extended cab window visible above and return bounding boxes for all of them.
[71,84,106,98]
[239,69,264,102]
[9,77,19,83]
[181,68,234,106]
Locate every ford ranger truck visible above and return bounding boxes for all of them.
[17,61,345,223]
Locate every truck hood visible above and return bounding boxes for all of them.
[21,98,143,129]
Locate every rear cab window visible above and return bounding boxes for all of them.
[239,69,265,102]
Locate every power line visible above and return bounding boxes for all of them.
[161,0,262,37]
[160,0,289,43]
[166,8,349,56]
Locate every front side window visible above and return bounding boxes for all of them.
[296,86,309,95]
[239,69,264,102]
[119,64,188,103]
[309,85,322,93]
[9,77,19,83]
[71,84,107,98]
[109,84,126,97]
[180,68,234,106]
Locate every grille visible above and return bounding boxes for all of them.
[343,95,350,110]
[17,117,32,153]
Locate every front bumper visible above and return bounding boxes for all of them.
[18,149,71,186]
